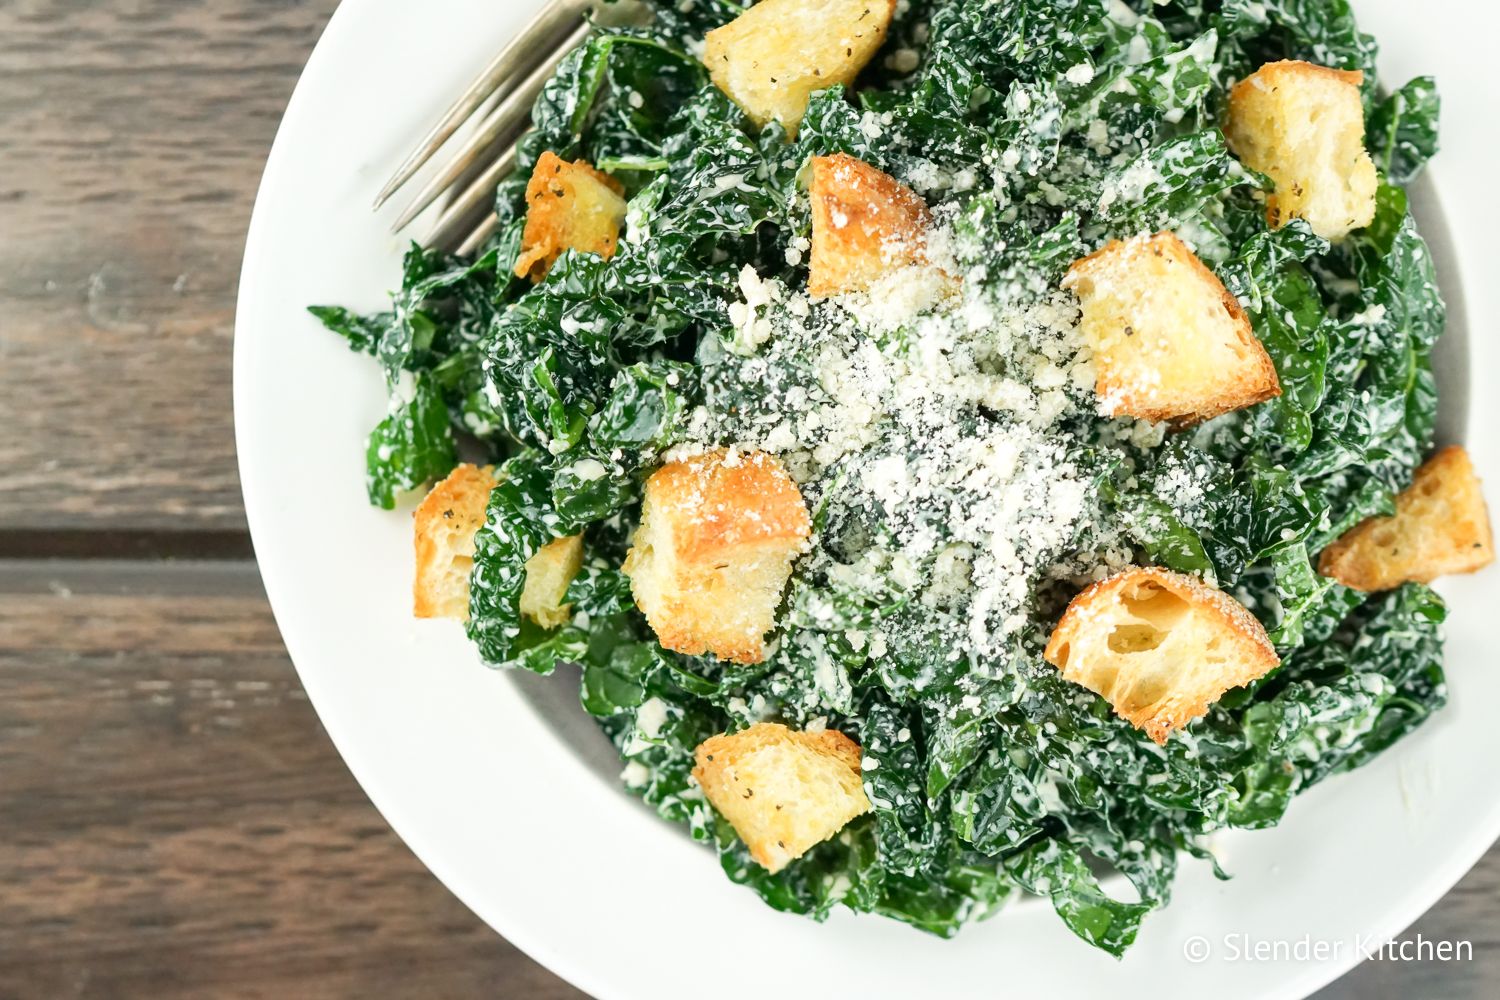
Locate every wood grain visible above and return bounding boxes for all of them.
[0,560,586,1000]
[0,0,341,534]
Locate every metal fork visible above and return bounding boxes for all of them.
[373,0,600,256]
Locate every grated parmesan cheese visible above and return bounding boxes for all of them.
[695,212,1124,664]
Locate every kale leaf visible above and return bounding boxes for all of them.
[311,0,1454,951]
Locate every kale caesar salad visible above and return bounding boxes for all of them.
[312,0,1496,954]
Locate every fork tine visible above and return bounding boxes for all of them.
[390,20,590,234]
[372,0,591,209]
[455,213,503,258]
[425,145,518,250]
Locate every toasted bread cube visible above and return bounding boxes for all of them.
[1063,232,1281,425]
[1043,567,1280,744]
[513,151,627,282]
[413,463,583,625]
[703,0,896,138]
[1225,60,1378,240]
[414,463,498,619]
[622,449,811,664]
[1319,446,1495,591]
[693,722,870,873]
[519,535,586,628]
[807,153,932,298]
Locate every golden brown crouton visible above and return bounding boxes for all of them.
[622,449,811,664]
[413,463,583,625]
[1043,567,1280,745]
[1319,446,1495,591]
[703,0,896,138]
[1225,60,1378,240]
[414,463,498,619]
[1063,232,1281,425]
[693,722,870,873]
[519,535,585,628]
[513,151,627,282]
[807,153,932,298]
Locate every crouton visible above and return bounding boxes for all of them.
[413,463,583,625]
[1043,567,1280,745]
[807,153,932,298]
[513,151,627,282]
[519,535,586,628]
[1063,232,1281,425]
[622,449,811,664]
[1225,60,1378,240]
[414,463,498,619]
[693,722,870,873]
[703,0,896,138]
[1319,446,1495,591]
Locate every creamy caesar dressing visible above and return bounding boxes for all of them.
[312,0,1449,952]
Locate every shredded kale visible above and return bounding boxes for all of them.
[311,0,1451,952]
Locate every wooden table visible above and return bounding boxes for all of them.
[0,3,1493,997]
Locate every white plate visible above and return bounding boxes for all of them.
[234,3,1500,997]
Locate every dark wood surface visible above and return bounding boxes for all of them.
[0,561,584,1000]
[0,2,1493,998]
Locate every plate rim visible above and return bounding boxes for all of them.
[234,2,1500,997]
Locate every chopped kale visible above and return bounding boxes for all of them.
[311,0,1452,950]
